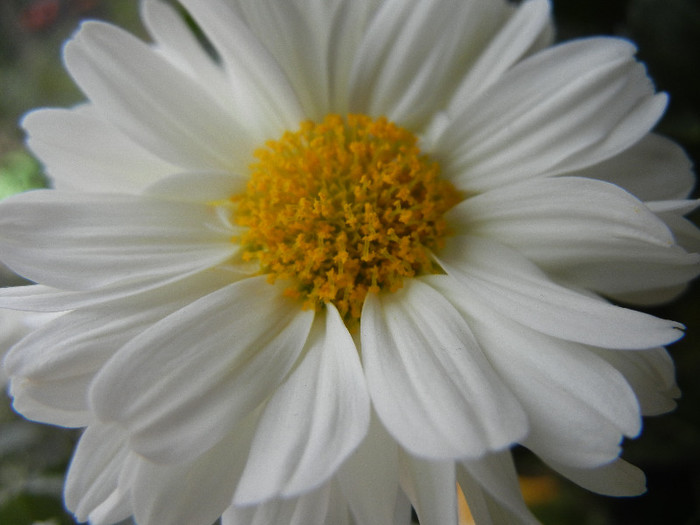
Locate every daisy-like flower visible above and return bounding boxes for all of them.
[1,0,698,523]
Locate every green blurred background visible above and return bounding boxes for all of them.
[0,1,698,524]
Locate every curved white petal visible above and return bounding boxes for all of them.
[229,0,378,121]
[437,236,684,349]
[337,411,401,525]
[5,270,235,426]
[457,452,540,525]
[349,0,508,129]
[545,458,647,497]
[0,190,235,291]
[131,410,259,525]
[144,171,248,202]
[90,276,314,463]
[0,264,250,313]
[235,304,370,503]
[399,453,458,525]
[64,21,255,172]
[449,176,700,295]
[361,279,527,459]
[224,482,334,525]
[437,38,664,192]
[431,275,642,468]
[141,0,238,108]
[570,133,695,201]
[64,423,132,524]
[447,0,551,114]
[9,378,90,427]
[178,0,304,136]
[590,347,679,416]
[650,200,700,253]
[22,107,177,192]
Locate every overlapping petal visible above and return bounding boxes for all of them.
[448,176,700,296]
[90,276,314,463]
[399,455,458,525]
[590,346,679,416]
[177,0,304,136]
[22,106,177,192]
[141,0,239,113]
[0,190,235,291]
[446,0,552,114]
[131,410,260,525]
[64,20,256,172]
[4,270,237,426]
[235,305,369,503]
[348,0,508,128]
[433,279,642,467]
[437,235,684,349]
[64,423,132,525]
[571,133,695,201]
[361,278,527,459]
[435,38,665,192]
[457,452,540,525]
[545,458,647,497]
[336,412,403,525]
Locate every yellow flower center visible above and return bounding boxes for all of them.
[231,114,460,325]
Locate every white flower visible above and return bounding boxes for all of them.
[0,0,697,524]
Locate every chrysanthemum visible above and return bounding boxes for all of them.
[1,0,698,523]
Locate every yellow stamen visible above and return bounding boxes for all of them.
[230,114,461,326]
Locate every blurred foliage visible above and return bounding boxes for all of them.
[0,151,46,200]
[0,1,699,524]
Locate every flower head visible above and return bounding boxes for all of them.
[0,0,697,524]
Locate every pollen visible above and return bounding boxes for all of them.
[230,114,461,326]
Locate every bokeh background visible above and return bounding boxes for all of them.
[1,1,698,524]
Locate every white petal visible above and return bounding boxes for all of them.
[229,0,376,121]
[337,411,401,525]
[349,0,509,128]
[141,0,237,107]
[64,423,131,524]
[131,410,259,525]
[5,272,227,381]
[570,133,695,201]
[457,452,540,525]
[545,458,646,497]
[436,236,684,349]
[590,347,679,416]
[224,483,333,525]
[399,453,458,525]
[0,190,235,290]
[361,279,527,459]
[450,176,675,253]
[179,0,304,136]
[235,304,369,503]
[448,176,700,295]
[22,107,177,192]
[9,378,90,428]
[431,277,642,468]
[0,265,249,313]
[436,38,664,192]
[90,276,314,463]
[5,270,235,426]
[64,21,255,172]
[447,0,552,113]
[145,171,248,202]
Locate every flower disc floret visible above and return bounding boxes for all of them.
[232,114,461,323]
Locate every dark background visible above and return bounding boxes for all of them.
[0,1,699,524]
